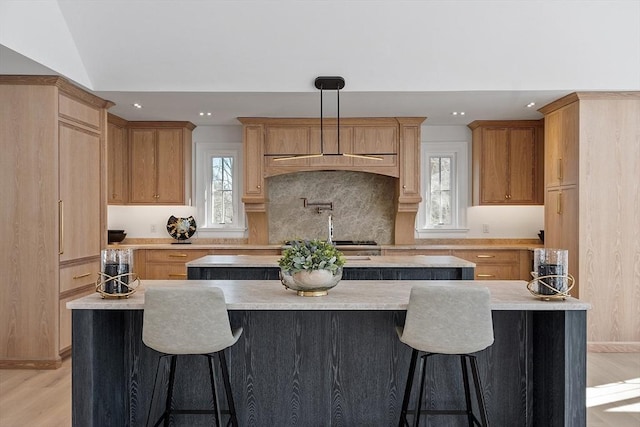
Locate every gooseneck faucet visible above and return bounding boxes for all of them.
[328,214,334,244]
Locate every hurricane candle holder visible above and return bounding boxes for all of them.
[96,248,139,298]
[527,248,574,300]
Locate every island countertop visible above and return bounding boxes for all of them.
[185,254,476,268]
[67,279,590,311]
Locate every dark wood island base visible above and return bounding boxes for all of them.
[70,280,588,426]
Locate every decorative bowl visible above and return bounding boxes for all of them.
[108,230,127,244]
[280,267,343,297]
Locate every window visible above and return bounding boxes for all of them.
[418,141,468,234]
[428,155,453,226]
[195,142,245,234]
[210,156,234,225]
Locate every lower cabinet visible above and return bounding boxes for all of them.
[143,249,209,280]
[451,249,531,280]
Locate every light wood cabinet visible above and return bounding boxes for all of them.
[539,92,640,351]
[143,249,209,279]
[0,76,111,368]
[128,122,195,205]
[238,117,425,245]
[469,120,544,205]
[107,114,128,204]
[451,249,529,280]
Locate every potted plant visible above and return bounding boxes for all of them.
[278,239,345,296]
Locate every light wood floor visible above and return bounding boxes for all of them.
[1,353,638,426]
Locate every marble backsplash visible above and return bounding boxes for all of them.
[267,171,396,244]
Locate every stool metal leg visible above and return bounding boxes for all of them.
[470,356,489,426]
[460,355,474,427]
[162,355,178,427]
[218,349,239,427]
[207,355,222,427]
[399,349,419,427]
[413,353,429,427]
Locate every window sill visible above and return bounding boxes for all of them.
[416,228,469,238]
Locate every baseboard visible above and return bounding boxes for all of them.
[0,358,62,369]
[587,342,640,352]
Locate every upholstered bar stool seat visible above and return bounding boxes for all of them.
[143,286,242,427]
[397,284,494,427]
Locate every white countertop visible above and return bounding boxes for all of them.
[67,280,590,311]
[186,255,476,268]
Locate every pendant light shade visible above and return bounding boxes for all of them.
[273,76,382,162]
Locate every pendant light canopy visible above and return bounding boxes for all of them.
[273,76,382,162]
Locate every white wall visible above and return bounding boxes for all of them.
[109,124,544,240]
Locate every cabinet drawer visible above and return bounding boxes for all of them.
[145,263,190,280]
[60,260,100,293]
[146,249,209,263]
[474,264,520,280]
[452,250,519,264]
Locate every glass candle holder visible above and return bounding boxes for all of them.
[101,248,133,294]
[533,248,568,295]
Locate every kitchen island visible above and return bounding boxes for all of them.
[186,254,476,280]
[68,280,589,426]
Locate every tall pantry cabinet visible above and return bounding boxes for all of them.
[0,76,112,368]
[539,92,640,351]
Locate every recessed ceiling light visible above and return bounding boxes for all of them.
[526,102,536,108]
[133,103,142,109]
[199,112,213,116]
[451,111,465,116]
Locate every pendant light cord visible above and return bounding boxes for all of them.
[320,86,324,155]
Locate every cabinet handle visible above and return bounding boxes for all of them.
[477,274,495,278]
[476,255,495,258]
[58,200,64,255]
[169,254,188,258]
[557,158,563,181]
[557,192,562,214]
[168,273,187,277]
[73,272,91,280]
[257,185,261,189]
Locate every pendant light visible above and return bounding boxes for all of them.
[273,76,382,162]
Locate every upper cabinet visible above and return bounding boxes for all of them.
[110,121,195,205]
[107,114,129,204]
[543,102,579,188]
[469,120,544,205]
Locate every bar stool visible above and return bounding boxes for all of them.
[397,284,494,427]
[143,286,242,427]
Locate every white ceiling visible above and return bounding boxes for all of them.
[1,0,639,126]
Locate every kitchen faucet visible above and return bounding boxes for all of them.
[328,214,334,244]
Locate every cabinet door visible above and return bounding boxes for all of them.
[545,103,579,187]
[244,125,265,198]
[129,129,157,203]
[59,123,101,262]
[508,127,538,203]
[264,127,310,168]
[155,129,184,203]
[352,126,397,167]
[479,128,510,203]
[399,124,420,198]
[545,186,579,295]
[107,122,128,204]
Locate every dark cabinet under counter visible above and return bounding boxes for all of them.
[187,255,475,281]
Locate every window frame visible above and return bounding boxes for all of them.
[417,141,469,235]
[194,142,246,234]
